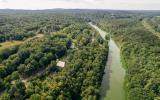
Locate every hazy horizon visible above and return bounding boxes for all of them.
[0,0,160,10]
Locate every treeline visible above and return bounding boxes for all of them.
[0,32,35,42]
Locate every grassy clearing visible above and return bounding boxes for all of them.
[0,41,23,51]
[0,34,44,68]
[0,34,44,51]
[26,34,44,41]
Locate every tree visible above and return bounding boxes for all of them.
[8,80,26,99]
[0,93,11,100]
[29,94,41,100]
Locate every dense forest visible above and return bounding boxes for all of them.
[0,10,109,100]
[0,9,160,100]
[94,13,160,100]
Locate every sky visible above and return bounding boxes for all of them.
[0,0,160,10]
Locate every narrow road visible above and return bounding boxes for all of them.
[89,22,125,100]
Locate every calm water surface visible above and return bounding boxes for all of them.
[89,23,125,100]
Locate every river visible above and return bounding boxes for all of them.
[89,22,125,100]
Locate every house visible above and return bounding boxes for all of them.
[71,43,75,49]
[57,61,65,68]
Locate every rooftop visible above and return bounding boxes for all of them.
[57,61,65,68]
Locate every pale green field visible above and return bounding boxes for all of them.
[0,34,44,51]
[0,41,23,51]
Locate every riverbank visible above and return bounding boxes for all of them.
[89,23,125,100]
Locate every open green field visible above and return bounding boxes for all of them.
[0,41,23,51]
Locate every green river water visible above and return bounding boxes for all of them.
[89,23,125,100]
